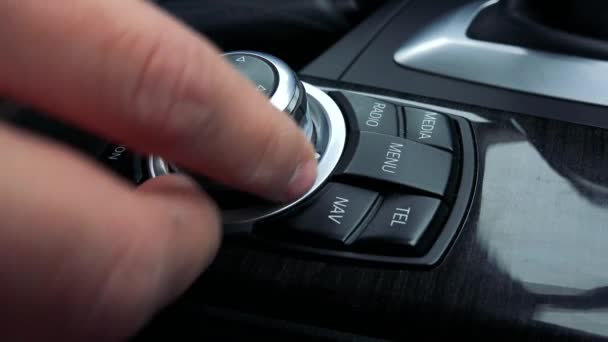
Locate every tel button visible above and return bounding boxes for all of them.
[404,107,453,152]
[278,183,378,244]
[355,195,441,254]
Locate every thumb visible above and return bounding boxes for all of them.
[0,124,221,341]
[88,174,222,340]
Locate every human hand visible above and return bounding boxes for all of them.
[0,0,317,340]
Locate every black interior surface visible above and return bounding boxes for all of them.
[3,0,608,341]
[161,0,384,70]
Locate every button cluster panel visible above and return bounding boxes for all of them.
[95,89,475,267]
[253,91,475,265]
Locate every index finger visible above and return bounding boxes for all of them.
[0,0,317,202]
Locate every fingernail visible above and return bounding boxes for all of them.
[284,159,317,202]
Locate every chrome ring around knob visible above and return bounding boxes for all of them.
[224,50,313,140]
[224,50,306,121]
[225,51,303,120]
[147,82,346,225]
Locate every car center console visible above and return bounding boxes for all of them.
[128,50,477,268]
[137,12,608,337]
[4,0,608,340]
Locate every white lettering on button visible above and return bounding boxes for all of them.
[108,145,127,160]
[257,84,267,92]
[418,112,437,140]
[365,102,386,128]
[390,207,411,227]
[328,196,349,224]
[381,142,403,174]
[236,56,246,62]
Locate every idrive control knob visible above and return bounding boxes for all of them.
[147,50,347,225]
[224,51,313,140]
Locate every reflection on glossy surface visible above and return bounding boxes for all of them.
[479,140,608,291]
[472,114,608,338]
[144,83,608,340]
[535,306,608,337]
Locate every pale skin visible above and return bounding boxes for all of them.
[0,0,317,340]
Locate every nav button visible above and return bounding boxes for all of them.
[275,183,378,244]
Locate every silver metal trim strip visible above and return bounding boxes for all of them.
[393,0,608,107]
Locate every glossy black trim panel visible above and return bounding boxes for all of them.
[134,77,608,341]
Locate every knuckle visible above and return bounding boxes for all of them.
[242,124,281,186]
[126,34,210,148]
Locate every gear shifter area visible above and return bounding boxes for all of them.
[110,50,477,267]
[468,0,608,61]
[393,0,608,107]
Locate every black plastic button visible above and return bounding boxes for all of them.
[342,132,452,196]
[340,92,399,136]
[276,183,378,244]
[404,107,453,152]
[99,144,140,182]
[227,54,278,97]
[355,195,441,254]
